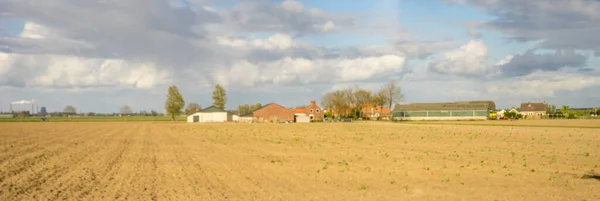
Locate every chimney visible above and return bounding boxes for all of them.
[310,100,316,105]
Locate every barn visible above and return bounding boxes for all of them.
[187,106,236,123]
[392,101,496,121]
[252,103,294,123]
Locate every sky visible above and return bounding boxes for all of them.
[1,0,599,113]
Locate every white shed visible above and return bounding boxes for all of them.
[187,106,234,123]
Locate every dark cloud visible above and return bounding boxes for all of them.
[499,49,587,77]
[220,0,356,35]
[448,0,600,54]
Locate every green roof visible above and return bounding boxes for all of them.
[393,101,496,111]
[200,106,227,113]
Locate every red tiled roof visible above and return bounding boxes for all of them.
[293,108,306,113]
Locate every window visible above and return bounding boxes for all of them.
[310,109,313,113]
[316,109,320,113]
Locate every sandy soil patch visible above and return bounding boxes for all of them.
[1,122,598,200]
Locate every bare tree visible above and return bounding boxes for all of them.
[120,105,133,115]
[320,92,335,110]
[382,80,405,109]
[371,90,388,110]
[332,90,350,118]
[342,87,356,107]
[64,105,77,115]
[185,103,202,115]
[354,88,372,117]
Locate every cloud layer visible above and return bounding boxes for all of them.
[1,0,599,112]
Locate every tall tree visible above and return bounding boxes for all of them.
[371,90,388,110]
[120,105,132,115]
[185,103,202,115]
[343,87,356,107]
[550,105,556,114]
[332,90,350,118]
[382,80,405,109]
[354,88,372,117]
[560,105,570,115]
[251,103,262,111]
[164,85,185,121]
[64,105,77,115]
[212,84,227,109]
[237,104,250,115]
[320,92,335,110]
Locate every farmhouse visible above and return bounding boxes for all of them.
[392,100,496,121]
[519,102,547,118]
[360,104,391,119]
[252,103,294,123]
[293,101,324,121]
[187,106,238,123]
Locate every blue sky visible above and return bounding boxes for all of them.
[1,0,599,113]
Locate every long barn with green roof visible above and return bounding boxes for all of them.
[392,101,496,121]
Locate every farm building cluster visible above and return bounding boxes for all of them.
[188,101,325,123]
[187,99,599,123]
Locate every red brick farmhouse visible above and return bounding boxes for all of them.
[252,103,294,123]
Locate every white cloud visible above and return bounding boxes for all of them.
[19,22,55,39]
[487,71,600,97]
[318,21,336,32]
[0,53,12,79]
[1,21,171,89]
[216,33,298,50]
[428,40,489,75]
[214,33,406,87]
[281,0,304,13]
[4,54,171,89]
[495,55,513,66]
[220,54,405,88]
[335,55,405,81]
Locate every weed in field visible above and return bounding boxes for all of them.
[491,169,495,174]
[585,152,590,157]
[390,180,396,184]
[503,164,508,169]
[511,152,516,157]
[531,169,535,172]
[358,184,367,190]
[403,185,409,191]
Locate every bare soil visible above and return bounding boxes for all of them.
[410,119,600,127]
[1,122,599,200]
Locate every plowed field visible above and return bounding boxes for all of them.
[1,122,599,200]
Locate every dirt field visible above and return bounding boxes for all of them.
[1,122,599,201]
[411,119,600,128]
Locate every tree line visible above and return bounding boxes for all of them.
[34,80,406,120]
[320,80,404,119]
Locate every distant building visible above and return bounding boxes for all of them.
[252,103,294,123]
[187,106,237,123]
[40,107,47,116]
[519,102,548,118]
[292,101,324,121]
[360,104,391,119]
[392,100,496,121]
